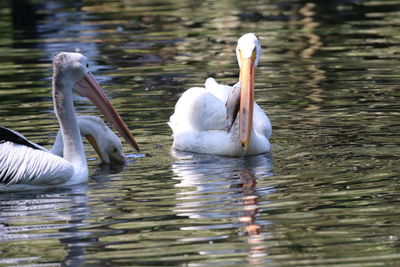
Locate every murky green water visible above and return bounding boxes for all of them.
[1,0,400,266]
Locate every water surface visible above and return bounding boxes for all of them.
[1,0,400,266]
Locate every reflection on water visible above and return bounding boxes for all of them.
[1,0,400,266]
[172,152,274,265]
[0,184,89,266]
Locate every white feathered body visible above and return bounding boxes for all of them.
[0,141,87,191]
[169,78,271,156]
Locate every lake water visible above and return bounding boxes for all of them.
[1,0,400,266]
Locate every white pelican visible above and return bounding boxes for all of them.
[0,52,139,190]
[169,33,271,156]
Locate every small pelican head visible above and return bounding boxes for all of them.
[79,116,126,164]
[53,52,90,85]
[236,33,262,69]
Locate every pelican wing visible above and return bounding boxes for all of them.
[204,77,232,102]
[0,126,47,151]
[252,104,272,139]
[169,86,228,133]
[0,142,73,186]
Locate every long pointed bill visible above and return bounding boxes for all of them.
[85,133,105,162]
[75,72,140,152]
[239,57,255,152]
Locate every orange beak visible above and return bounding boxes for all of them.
[74,72,140,152]
[238,56,255,152]
[84,133,104,161]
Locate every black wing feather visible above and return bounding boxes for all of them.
[0,126,44,150]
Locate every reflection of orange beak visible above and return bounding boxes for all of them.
[239,57,255,152]
[75,72,140,152]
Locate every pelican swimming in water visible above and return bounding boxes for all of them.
[1,116,125,165]
[169,33,271,156]
[0,52,139,191]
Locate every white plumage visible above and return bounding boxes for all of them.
[169,33,272,156]
[169,78,271,156]
[0,142,74,186]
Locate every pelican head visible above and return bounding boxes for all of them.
[79,116,126,164]
[236,33,262,68]
[235,33,261,151]
[53,52,139,152]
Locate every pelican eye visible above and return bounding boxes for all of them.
[86,63,89,68]
[238,49,243,60]
[251,50,256,61]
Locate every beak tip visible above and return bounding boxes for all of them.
[131,140,140,153]
[240,140,247,151]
